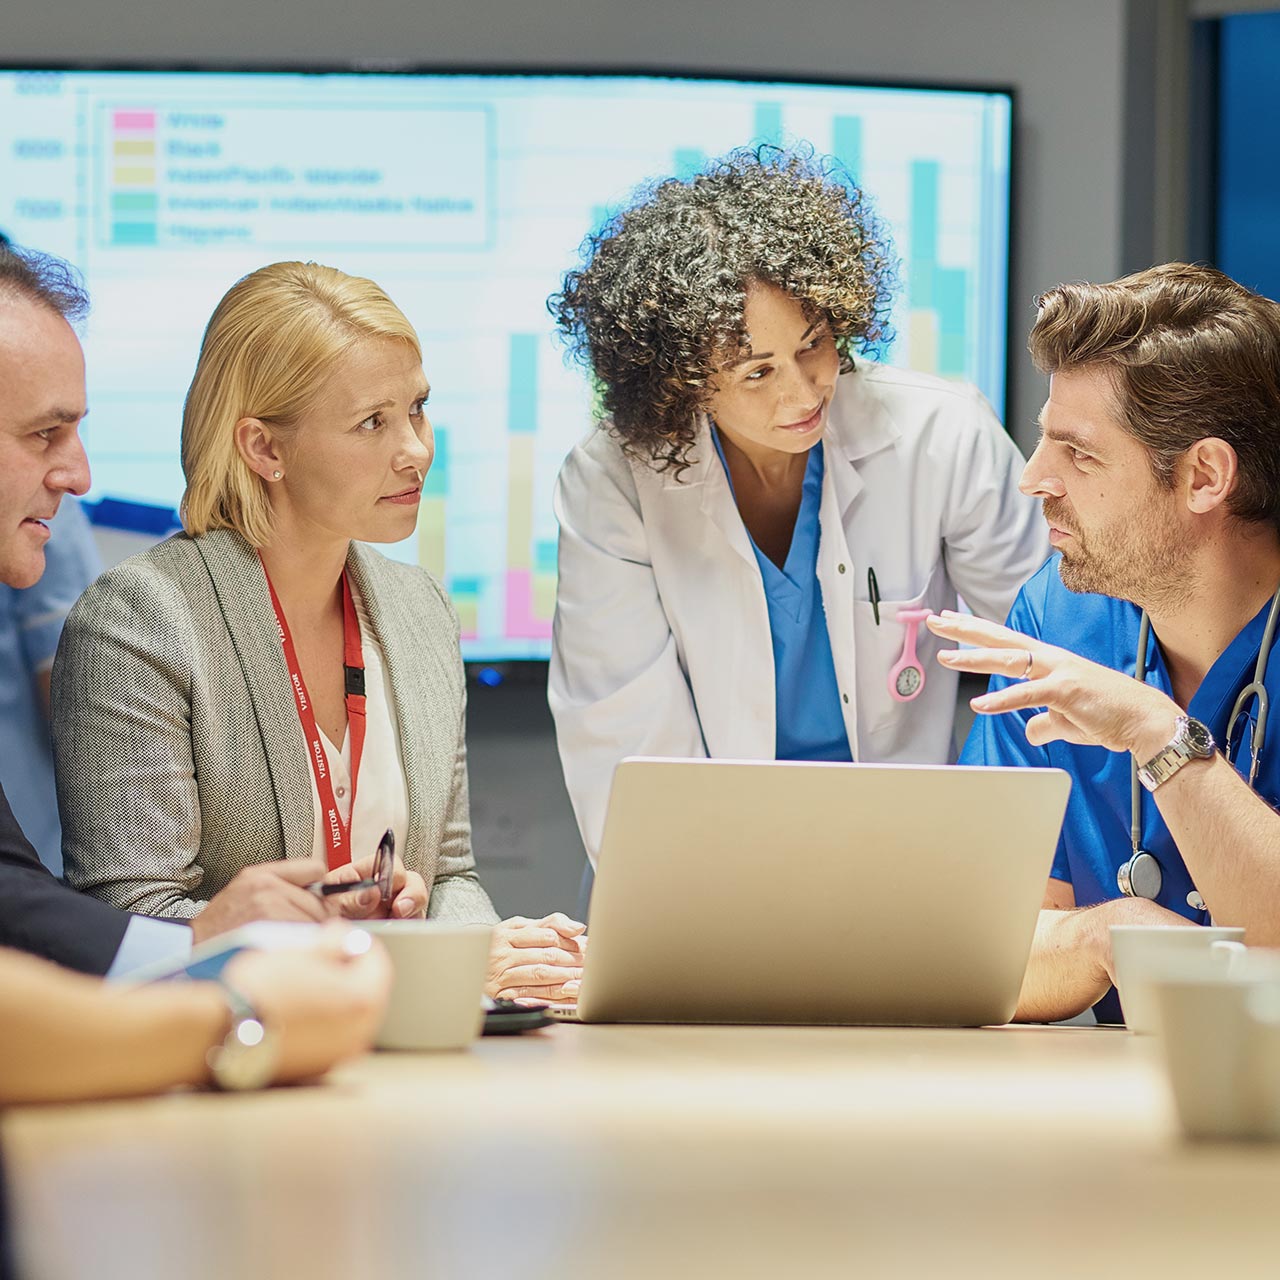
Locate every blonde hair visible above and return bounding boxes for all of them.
[180,261,421,545]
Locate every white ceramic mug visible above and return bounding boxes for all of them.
[1244,983,1280,1139]
[1150,953,1280,1140]
[1109,924,1246,1034]
[362,921,493,1051]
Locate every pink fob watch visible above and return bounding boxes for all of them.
[888,608,931,702]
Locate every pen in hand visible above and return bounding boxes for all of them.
[305,829,396,904]
[306,876,379,898]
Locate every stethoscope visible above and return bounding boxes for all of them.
[1119,585,1280,911]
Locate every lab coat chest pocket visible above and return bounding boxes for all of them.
[853,557,951,738]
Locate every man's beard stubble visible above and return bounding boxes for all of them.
[1043,496,1196,613]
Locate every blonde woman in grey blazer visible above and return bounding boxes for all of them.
[54,262,587,1006]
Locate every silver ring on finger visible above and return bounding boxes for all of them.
[1020,649,1035,681]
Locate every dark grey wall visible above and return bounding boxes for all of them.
[23,0,1140,915]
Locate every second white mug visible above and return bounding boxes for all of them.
[1109,924,1246,1035]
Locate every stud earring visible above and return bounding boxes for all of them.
[272,470,282,480]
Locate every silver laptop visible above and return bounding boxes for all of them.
[559,758,1070,1028]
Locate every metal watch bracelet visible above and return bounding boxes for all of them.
[1135,714,1216,793]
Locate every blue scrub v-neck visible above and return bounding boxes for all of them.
[712,430,851,762]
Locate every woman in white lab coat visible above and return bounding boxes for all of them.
[548,147,1048,863]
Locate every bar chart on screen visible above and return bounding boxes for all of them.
[0,68,1010,660]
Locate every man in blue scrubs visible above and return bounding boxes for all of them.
[928,263,1280,1023]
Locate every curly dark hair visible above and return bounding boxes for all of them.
[0,241,89,323]
[550,144,895,475]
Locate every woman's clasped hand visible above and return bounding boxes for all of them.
[486,913,588,1006]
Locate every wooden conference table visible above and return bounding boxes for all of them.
[6,1022,1280,1279]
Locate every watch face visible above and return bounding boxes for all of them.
[1183,717,1216,757]
[209,1018,279,1091]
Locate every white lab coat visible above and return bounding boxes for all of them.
[549,361,1050,863]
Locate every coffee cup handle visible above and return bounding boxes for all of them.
[1211,939,1248,977]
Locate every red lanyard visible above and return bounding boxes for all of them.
[261,557,368,869]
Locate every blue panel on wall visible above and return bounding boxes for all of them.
[1218,12,1280,301]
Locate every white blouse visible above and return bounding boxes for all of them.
[307,584,410,868]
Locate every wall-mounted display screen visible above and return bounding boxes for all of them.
[0,67,1012,660]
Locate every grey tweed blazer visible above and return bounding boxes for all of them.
[52,528,497,924]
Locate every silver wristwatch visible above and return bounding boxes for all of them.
[1135,715,1216,792]
[206,980,280,1091]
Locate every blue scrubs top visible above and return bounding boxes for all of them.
[961,556,1280,1022]
[713,433,851,762]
